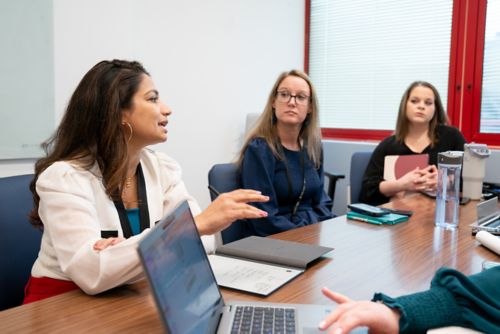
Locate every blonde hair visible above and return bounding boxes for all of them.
[237,70,322,168]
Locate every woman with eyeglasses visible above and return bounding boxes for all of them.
[236,70,333,237]
[361,81,466,206]
[24,59,269,303]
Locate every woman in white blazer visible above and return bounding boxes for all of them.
[24,60,269,303]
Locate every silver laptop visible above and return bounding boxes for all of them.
[137,200,367,334]
[471,197,500,235]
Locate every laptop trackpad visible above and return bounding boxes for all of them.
[302,327,368,334]
[298,306,368,334]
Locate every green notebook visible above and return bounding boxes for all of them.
[347,211,409,225]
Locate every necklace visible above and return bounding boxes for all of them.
[125,176,134,189]
[122,175,135,198]
[113,163,150,238]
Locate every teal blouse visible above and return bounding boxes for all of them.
[126,208,140,236]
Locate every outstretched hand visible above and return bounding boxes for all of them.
[195,189,269,235]
[318,287,400,334]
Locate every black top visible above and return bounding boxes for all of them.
[360,125,466,205]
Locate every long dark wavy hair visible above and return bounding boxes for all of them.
[29,59,149,228]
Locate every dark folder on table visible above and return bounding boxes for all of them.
[347,211,409,225]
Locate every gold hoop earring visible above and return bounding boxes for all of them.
[122,122,133,142]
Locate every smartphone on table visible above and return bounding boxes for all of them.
[348,203,388,217]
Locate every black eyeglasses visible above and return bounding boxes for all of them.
[276,90,310,105]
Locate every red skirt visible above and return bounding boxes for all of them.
[23,276,80,304]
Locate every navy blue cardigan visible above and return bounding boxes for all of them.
[240,138,333,236]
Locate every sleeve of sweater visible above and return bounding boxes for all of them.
[372,266,500,333]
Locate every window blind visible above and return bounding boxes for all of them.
[480,0,500,134]
[309,0,453,130]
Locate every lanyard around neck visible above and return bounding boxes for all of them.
[281,145,306,217]
[113,163,150,238]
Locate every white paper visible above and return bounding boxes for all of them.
[208,254,303,296]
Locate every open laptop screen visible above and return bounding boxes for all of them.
[138,201,224,334]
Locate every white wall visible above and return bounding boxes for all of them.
[0,0,305,210]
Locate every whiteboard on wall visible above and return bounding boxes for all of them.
[0,0,54,159]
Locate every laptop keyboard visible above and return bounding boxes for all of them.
[231,305,296,334]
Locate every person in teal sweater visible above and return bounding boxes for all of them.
[319,266,500,333]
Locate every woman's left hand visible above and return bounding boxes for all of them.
[415,165,438,192]
[93,237,126,251]
[195,189,269,235]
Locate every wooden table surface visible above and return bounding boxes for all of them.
[1,194,498,333]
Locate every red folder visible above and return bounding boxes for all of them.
[383,154,429,181]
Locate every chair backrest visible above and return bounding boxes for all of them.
[349,152,373,204]
[0,174,41,311]
[245,112,261,134]
[208,163,252,244]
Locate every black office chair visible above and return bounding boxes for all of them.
[349,151,373,204]
[208,163,252,244]
[0,174,42,311]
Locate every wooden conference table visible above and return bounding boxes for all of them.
[1,194,498,333]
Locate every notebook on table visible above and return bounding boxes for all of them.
[383,154,429,181]
[346,211,410,225]
[137,200,367,334]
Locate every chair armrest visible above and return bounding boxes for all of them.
[324,172,345,206]
[324,171,345,181]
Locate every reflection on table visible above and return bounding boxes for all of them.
[1,194,497,333]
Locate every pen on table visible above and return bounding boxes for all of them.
[208,185,221,197]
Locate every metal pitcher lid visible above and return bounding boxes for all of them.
[438,151,463,165]
[464,143,490,158]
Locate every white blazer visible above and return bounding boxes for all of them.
[31,149,216,294]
